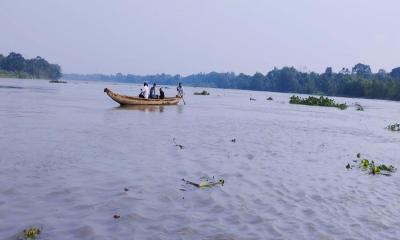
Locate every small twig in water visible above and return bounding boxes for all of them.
[182,178,200,188]
[182,178,225,188]
[173,138,184,149]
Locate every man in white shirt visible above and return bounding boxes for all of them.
[139,82,150,99]
[177,82,183,97]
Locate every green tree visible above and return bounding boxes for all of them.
[0,54,4,69]
[352,63,372,77]
[390,67,400,79]
[3,52,25,72]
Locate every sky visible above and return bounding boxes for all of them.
[0,0,399,75]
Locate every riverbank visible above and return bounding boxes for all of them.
[0,70,39,80]
[0,71,19,79]
[0,71,53,80]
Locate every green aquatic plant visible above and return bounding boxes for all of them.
[289,95,347,110]
[338,103,348,110]
[386,123,400,131]
[194,90,210,96]
[21,227,41,239]
[360,159,369,168]
[348,153,397,176]
[377,164,396,172]
[369,160,380,175]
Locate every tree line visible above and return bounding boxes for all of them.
[64,63,400,101]
[0,52,62,80]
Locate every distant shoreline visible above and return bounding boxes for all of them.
[62,64,400,102]
[0,71,20,79]
[0,72,52,80]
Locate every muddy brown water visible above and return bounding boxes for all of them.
[1,78,400,239]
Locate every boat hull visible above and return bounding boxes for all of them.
[104,88,181,106]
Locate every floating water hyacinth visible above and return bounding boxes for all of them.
[18,227,41,240]
[386,123,400,131]
[193,90,210,95]
[290,95,347,110]
[346,153,397,176]
[49,80,67,84]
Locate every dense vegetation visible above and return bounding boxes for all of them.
[0,52,62,80]
[289,96,348,110]
[63,63,400,101]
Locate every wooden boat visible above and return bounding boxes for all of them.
[104,88,181,106]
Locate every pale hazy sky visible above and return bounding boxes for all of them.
[0,0,399,75]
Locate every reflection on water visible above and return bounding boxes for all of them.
[0,85,24,89]
[113,105,185,114]
[0,78,400,240]
[115,105,165,112]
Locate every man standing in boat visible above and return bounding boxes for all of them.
[139,82,149,99]
[177,82,183,97]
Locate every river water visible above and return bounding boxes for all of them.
[0,78,400,240]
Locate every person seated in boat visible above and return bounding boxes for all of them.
[139,82,149,99]
[176,82,183,97]
[149,83,158,99]
[159,87,165,99]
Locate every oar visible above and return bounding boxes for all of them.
[182,96,186,105]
